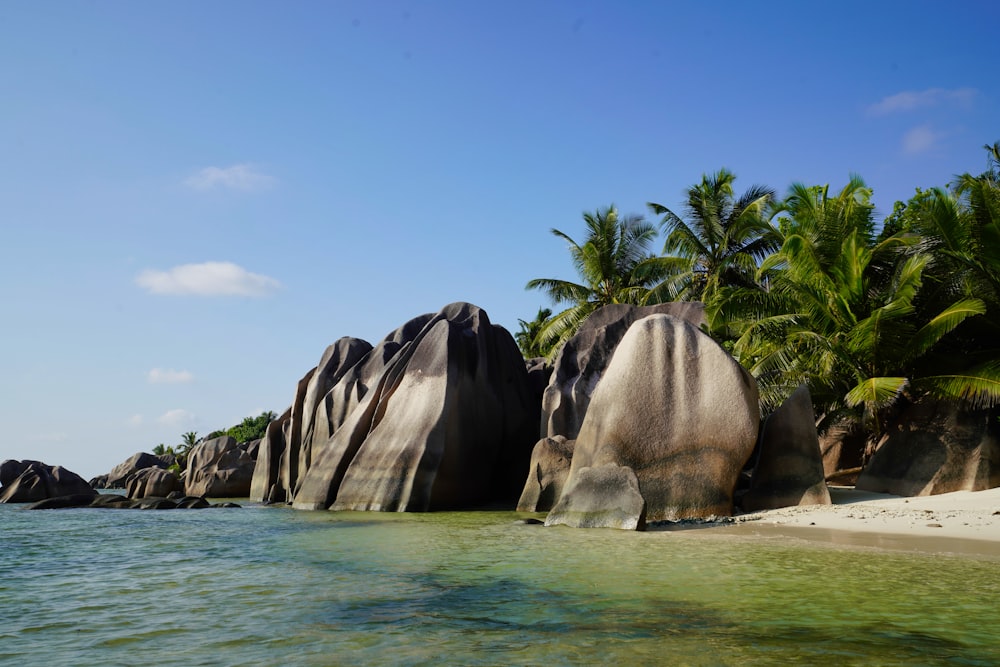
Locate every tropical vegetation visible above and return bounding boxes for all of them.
[525,205,673,355]
[524,143,1000,448]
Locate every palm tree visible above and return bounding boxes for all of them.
[885,144,1000,407]
[514,307,553,359]
[718,177,985,436]
[526,205,669,355]
[646,169,778,313]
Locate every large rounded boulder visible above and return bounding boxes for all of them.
[546,314,759,526]
[541,303,706,442]
[185,436,255,497]
[126,467,182,499]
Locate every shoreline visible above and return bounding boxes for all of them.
[705,486,1000,558]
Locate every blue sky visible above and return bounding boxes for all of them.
[2,1,997,479]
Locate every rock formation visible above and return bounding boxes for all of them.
[252,302,541,511]
[516,435,574,512]
[250,407,292,503]
[293,303,540,511]
[540,302,706,442]
[857,397,1000,496]
[90,452,174,489]
[544,464,646,530]
[742,385,831,511]
[0,461,96,503]
[551,314,759,526]
[126,467,181,499]
[185,436,256,497]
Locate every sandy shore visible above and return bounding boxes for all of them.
[708,487,1000,557]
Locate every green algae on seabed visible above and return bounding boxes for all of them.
[1,504,998,666]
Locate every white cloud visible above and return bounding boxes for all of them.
[127,414,144,427]
[136,261,281,297]
[184,164,274,191]
[902,124,942,155]
[147,368,194,384]
[157,409,195,427]
[868,87,977,115]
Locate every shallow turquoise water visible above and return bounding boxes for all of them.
[1,502,998,666]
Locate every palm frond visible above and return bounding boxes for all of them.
[918,361,1000,409]
[907,298,986,359]
[845,376,908,410]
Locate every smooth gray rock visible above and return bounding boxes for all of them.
[561,314,759,522]
[516,436,574,512]
[544,464,646,530]
[541,302,706,442]
[743,385,831,511]
[126,467,181,499]
[185,436,255,497]
[93,452,172,489]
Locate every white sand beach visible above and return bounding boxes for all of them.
[723,487,1000,556]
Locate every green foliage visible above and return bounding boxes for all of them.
[715,162,999,439]
[647,169,778,314]
[225,411,278,444]
[514,307,555,359]
[526,205,671,356]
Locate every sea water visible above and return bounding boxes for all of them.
[1,502,997,666]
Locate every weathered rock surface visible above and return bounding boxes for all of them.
[560,314,759,523]
[92,452,173,489]
[289,302,540,511]
[0,461,96,503]
[516,435,574,512]
[541,302,706,442]
[126,467,181,499]
[544,464,646,530]
[742,385,831,511]
[857,398,1000,496]
[185,436,255,497]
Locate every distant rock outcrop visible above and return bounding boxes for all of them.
[742,385,831,511]
[857,398,1000,496]
[554,314,759,526]
[126,467,181,499]
[91,452,173,489]
[0,461,96,503]
[185,436,256,497]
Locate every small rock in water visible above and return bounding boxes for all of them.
[513,518,544,525]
